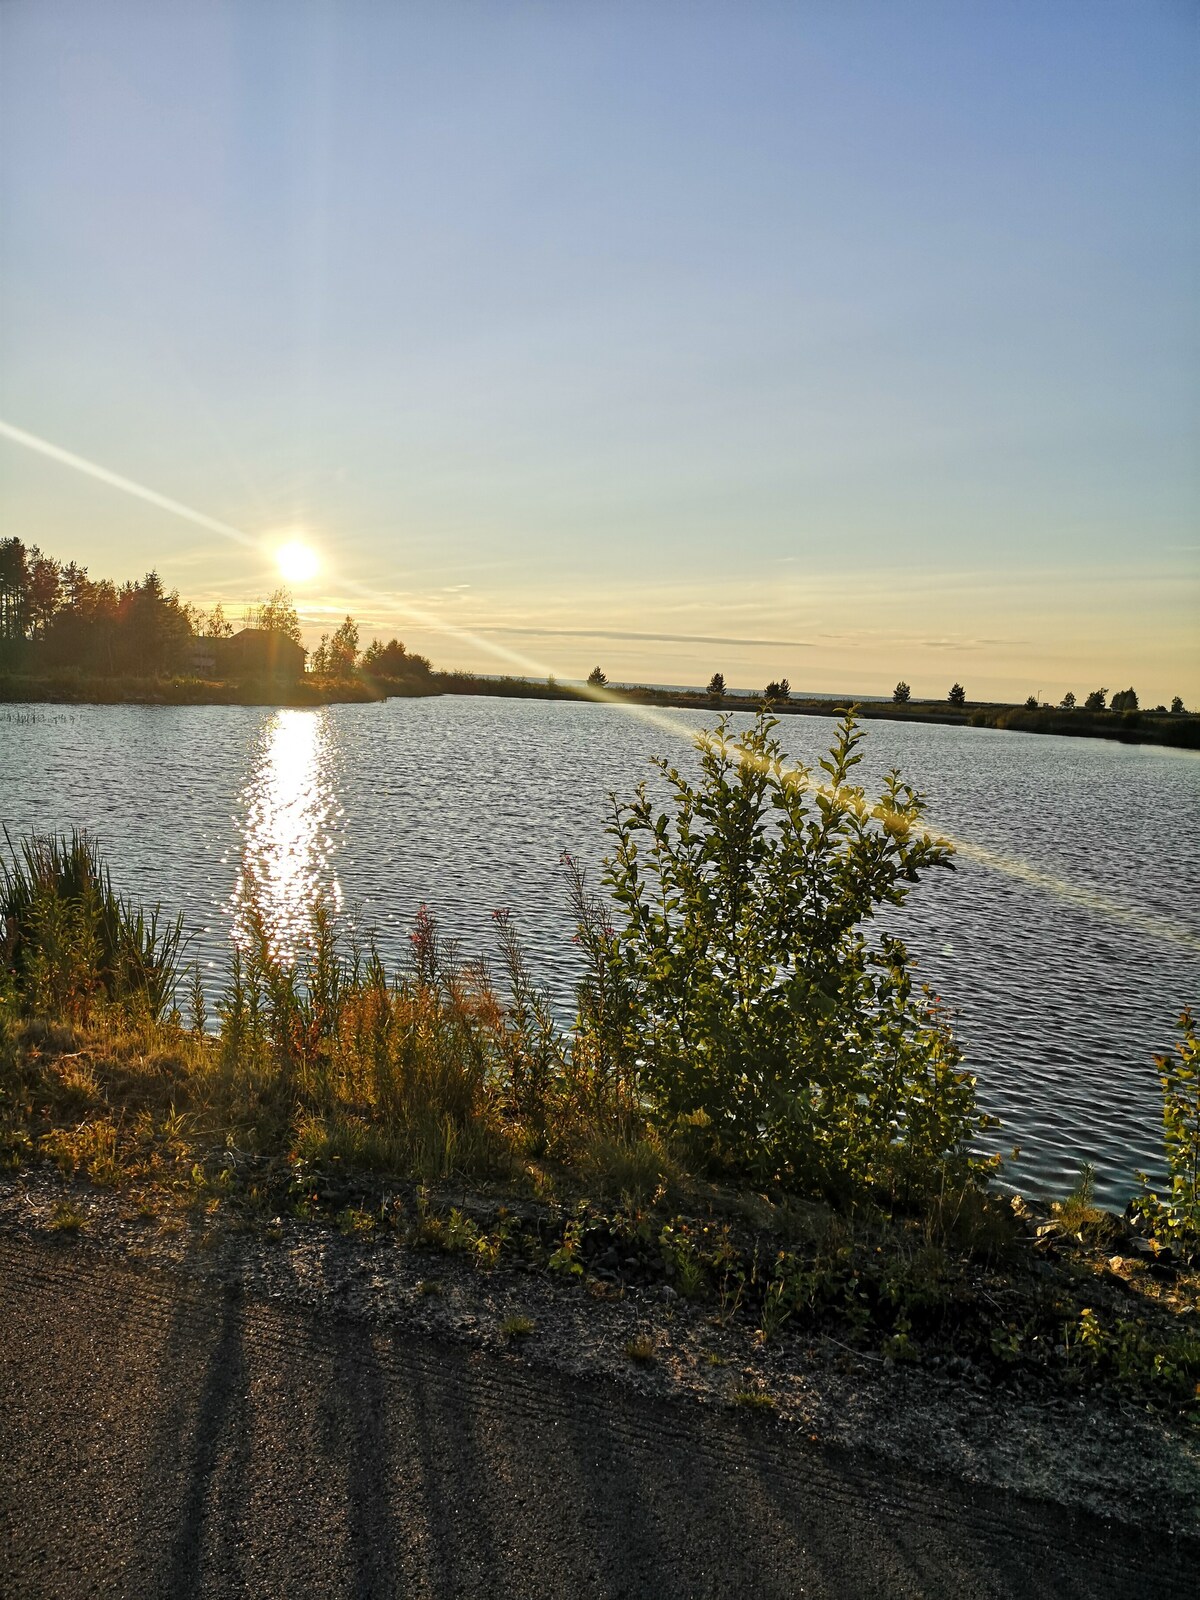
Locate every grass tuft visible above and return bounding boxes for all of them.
[48,1199,87,1232]
[731,1388,775,1411]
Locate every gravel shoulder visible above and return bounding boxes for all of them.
[1,1170,1197,1599]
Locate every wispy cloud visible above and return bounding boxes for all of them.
[479,625,813,649]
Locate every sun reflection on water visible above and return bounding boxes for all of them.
[231,709,343,959]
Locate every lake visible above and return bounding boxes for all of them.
[2,695,1197,1208]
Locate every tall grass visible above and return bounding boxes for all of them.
[1,830,185,1020]
[195,888,638,1183]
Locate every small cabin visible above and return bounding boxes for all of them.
[187,629,306,681]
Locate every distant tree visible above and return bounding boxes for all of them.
[892,681,911,704]
[58,562,93,618]
[587,665,608,688]
[310,634,330,674]
[1060,691,1076,710]
[205,602,233,639]
[1153,705,1167,715]
[329,615,359,675]
[707,671,726,700]
[122,571,192,676]
[1024,695,1038,710]
[0,538,28,644]
[1171,695,1185,714]
[256,588,302,646]
[763,679,790,702]
[362,637,431,678]
[25,548,61,640]
[43,563,121,675]
[1110,687,1138,713]
[948,683,966,708]
[1084,688,1107,712]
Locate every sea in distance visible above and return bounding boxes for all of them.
[2,694,1197,1209]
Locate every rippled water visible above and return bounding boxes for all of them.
[2,697,1197,1207]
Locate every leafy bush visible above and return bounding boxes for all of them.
[1133,1009,1199,1247]
[595,711,989,1199]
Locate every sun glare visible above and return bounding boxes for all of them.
[276,539,320,584]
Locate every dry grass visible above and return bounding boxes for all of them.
[48,1200,87,1232]
[731,1388,775,1411]
[624,1334,657,1364]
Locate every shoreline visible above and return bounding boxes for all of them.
[2,669,1196,749]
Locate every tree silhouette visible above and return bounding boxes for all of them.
[948,683,966,708]
[763,679,790,702]
[0,538,28,644]
[1060,691,1076,710]
[203,602,233,639]
[587,665,607,688]
[1171,696,1185,714]
[329,615,359,675]
[707,671,726,700]
[362,638,431,679]
[892,681,911,704]
[1084,688,1107,711]
[1110,687,1139,713]
[256,588,302,646]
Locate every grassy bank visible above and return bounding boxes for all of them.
[4,664,1196,748]
[4,1009,1197,1418]
[2,715,1197,1413]
[428,675,1200,750]
[0,670,393,706]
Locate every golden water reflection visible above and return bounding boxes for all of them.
[231,709,343,960]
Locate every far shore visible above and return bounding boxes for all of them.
[1,668,1196,749]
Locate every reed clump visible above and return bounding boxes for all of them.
[1,830,185,1022]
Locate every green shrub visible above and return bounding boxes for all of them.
[1134,1009,1200,1246]
[595,711,988,1199]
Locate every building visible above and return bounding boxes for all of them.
[184,629,306,681]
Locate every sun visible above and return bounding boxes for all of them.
[276,539,320,584]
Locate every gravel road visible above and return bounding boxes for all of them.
[0,1231,1192,1599]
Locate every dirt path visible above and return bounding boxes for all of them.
[0,1232,1192,1600]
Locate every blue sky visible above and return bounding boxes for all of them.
[1,0,1196,700]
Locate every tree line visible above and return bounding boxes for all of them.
[1,538,195,677]
[892,681,1186,715]
[588,663,1187,715]
[0,538,430,683]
